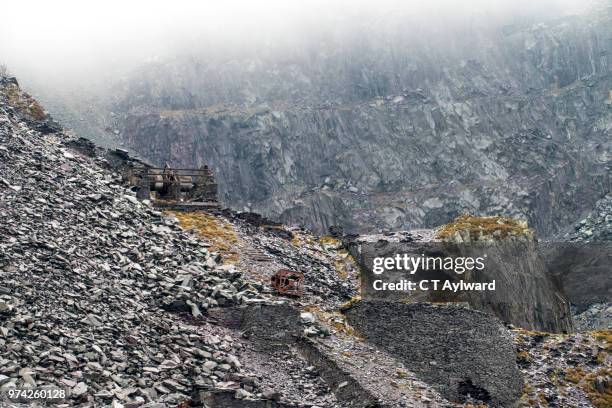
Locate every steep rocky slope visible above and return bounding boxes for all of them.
[0,75,453,407]
[0,75,355,407]
[0,75,267,407]
[86,3,612,235]
[566,194,612,242]
[563,194,612,331]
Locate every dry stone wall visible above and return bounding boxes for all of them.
[344,302,523,407]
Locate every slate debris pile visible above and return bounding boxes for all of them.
[514,329,611,408]
[219,212,359,306]
[310,335,458,407]
[0,78,265,406]
[567,194,612,242]
[236,341,342,407]
[573,303,612,332]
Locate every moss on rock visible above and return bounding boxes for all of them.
[436,215,534,242]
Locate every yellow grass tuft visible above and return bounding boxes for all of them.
[564,366,612,408]
[436,215,534,241]
[3,83,46,121]
[591,330,612,353]
[167,211,240,263]
[517,350,532,365]
[303,305,362,339]
[340,295,362,311]
[319,235,343,249]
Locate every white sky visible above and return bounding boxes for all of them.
[0,0,588,84]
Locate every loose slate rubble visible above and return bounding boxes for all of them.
[219,213,358,306]
[0,79,266,406]
[573,303,612,332]
[566,194,612,242]
[343,302,524,406]
[514,328,611,407]
[299,336,456,407]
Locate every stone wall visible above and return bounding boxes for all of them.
[344,302,523,407]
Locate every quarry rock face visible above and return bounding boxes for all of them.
[344,302,523,407]
[545,194,612,329]
[563,191,612,292]
[96,6,612,235]
[348,225,574,333]
[544,240,611,312]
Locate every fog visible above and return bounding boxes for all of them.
[0,0,592,88]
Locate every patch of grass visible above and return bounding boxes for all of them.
[596,352,607,364]
[290,231,359,283]
[512,328,553,337]
[564,366,612,408]
[537,391,549,406]
[565,366,586,384]
[290,230,316,247]
[318,236,359,282]
[520,383,535,406]
[517,350,532,366]
[319,235,343,249]
[261,224,287,234]
[3,83,46,121]
[333,258,350,280]
[303,305,362,339]
[340,295,362,311]
[333,249,358,281]
[167,211,240,263]
[591,330,612,353]
[436,215,534,241]
[395,368,408,379]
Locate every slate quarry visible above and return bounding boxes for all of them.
[1,75,610,407]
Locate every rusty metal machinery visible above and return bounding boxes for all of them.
[271,269,304,296]
[125,163,218,210]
